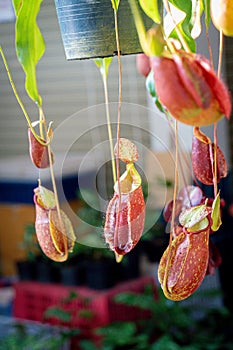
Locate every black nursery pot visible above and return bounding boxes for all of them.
[35,259,61,283]
[16,260,37,281]
[85,258,117,290]
[54,0,153,60]
[60,263,86,286]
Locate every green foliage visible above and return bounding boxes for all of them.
[145,71,165,113]
[0,323,72,350]
[44,306,72,323]
[203,0,211,28]
[139,0,161,24]
[62,290,79,303]
[18,223,41,261]
[12,0,45,106]
[94,57,113,79]
[168,0,196,52]
[111,0,120,11]
[96,322,137,346]
[211,192,222,231]
[114,285,192,338]
[75,188,114,258]
[44,289,94,326]
[78,285,233,350]
[5,282,230,350]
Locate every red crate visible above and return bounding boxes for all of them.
[13,276,157,330]
[13,282,108,329]
[104,276,158,323]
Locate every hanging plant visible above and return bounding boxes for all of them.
[0,0,233,302]
[133,0,232,301]
[0,0,75,262]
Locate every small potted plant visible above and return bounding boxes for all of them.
[16,224,41,281]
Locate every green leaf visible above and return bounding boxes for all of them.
[12,0,22,15]
[203,0,211,28]
[146,24,166,56]
[13,0,45,106]
[168,0,196,52]
[211,192,222,231]
[128,0,152,56]
[96,322,137,345]
[145,70,165,112]
[62,290,79,303]
[139,0,161,24]
[111,0,120,11]
[44,307,72,323]
[151,335,183,350]
[77,309,94,320]
[94,57,112,79]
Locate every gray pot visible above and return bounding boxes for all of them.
[54,0,152,60]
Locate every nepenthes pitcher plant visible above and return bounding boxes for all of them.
[1,0,233,302]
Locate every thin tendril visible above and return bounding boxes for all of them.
[212,30,224,198]
[205,24,214,69]
[218,30,224,77]
[0,45,49,147]
[163,120,179,296]
[39,107,68,259]
[166,114,192,193]
[39,106,45,140]
[102,65,117,184]
[113,8,123,256]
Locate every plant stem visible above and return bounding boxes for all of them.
[102,65,117,184]
[163,120,179,297]
[113,8,123,260]
[212,30,224,198]
[39,106,45,140]
[205,25,214,69]
[48,143,68,260]
[217,30,224,78]
[0,45,49,146]
[39,107,68,259]
[171,121,179,235]
[213,125,218,198]
[1,45,67,258]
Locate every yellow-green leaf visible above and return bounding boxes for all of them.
[211,192,222,231]
[94,57,113,79]
[111,0,120,11]
[146,25,165,56]
[167,0,196,52]
[139,0,161,24]
[203,0,211,28]
[12,0,22,15]
[13,0,45,106]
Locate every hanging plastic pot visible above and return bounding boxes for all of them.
[54,0,152,60]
